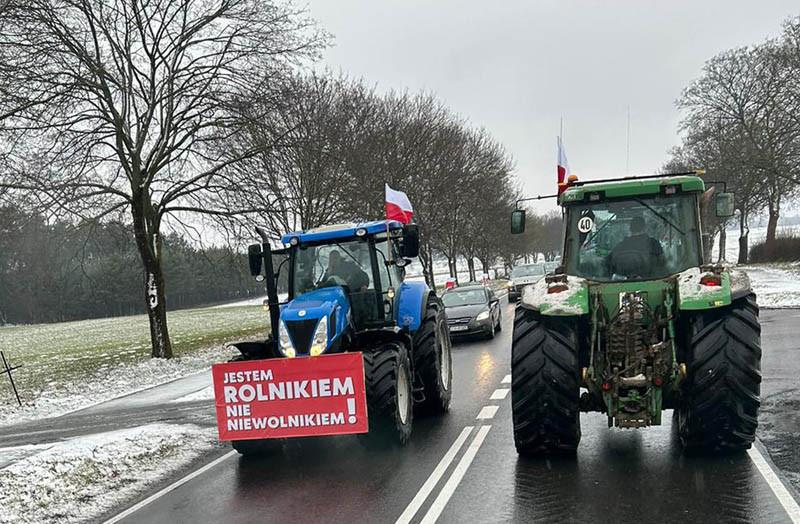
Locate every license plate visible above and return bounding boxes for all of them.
[450,325,468,332]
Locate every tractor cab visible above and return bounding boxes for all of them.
[277,221,417,356]
[231,219,452,452]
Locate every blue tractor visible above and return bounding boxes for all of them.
[230,220,453,454]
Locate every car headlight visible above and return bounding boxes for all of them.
[476,310,490,321]
[278,320,296,358]
[309,316,328,356]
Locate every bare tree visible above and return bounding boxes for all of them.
[0,0,325,357]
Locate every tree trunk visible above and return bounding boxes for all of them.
[766,202,779,246]
[481,258,489,274]
[467,258,476,282]
[428,254,437,292]
[717,226,726,263]
[737,211,749,265]
[132,201,173,359]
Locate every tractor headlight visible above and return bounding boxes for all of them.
[476,310,490,321]
[278,320,296,358]
[309,316,328,356]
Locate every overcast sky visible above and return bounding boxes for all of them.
[305,0,798,212]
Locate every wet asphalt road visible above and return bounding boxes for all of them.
[79,299,800,524]
[1,298,797,522]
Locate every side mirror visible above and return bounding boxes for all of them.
[715,192,735,218]
[395,257,412,268]
[401,224,420,258]
[248,244,263,278]
[511,209,526,234]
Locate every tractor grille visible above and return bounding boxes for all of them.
[285,319,318,354]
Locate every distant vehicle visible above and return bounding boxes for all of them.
[442,284,502,339]
[507,263,546,300]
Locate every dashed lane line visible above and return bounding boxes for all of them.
[748,445,800,523]
[501,374,511,384]
[489,388,510,400]
[102,450,237,524]
[476,405,499,420]
[395,426,475,524]
[419,425,492,524]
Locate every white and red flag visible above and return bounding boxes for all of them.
[385,183,414,224]
[557,135,570,193]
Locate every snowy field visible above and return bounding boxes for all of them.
[0,423,218,524]
[712,225,800,309]
[0,305,268,424]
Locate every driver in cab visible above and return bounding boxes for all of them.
[608,216,666,278]
[322,250,370,291]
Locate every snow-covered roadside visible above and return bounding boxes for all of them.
[0,345,227,426]
[0,423,218,524]
[740,263,800,309]
[708,225,800,308]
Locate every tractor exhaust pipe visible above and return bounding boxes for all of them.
[255,227,281,355]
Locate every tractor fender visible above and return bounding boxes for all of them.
[397,280,433,333]
[520,276,589,316]
[677,267,733,311]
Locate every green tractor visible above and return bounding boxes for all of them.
[509,173,761,455]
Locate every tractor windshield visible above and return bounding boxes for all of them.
[564,193,702,281]
[293,240,374,294]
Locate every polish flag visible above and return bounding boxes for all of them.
[385,184,414,224]
[557,136,570,194]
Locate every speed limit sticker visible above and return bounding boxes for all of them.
[577,216,594,233]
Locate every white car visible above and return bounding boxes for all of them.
[507,263,546,300]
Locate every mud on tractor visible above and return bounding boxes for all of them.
[228,220,452,455]
[510,173,761,455]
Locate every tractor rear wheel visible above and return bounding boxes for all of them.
[413,297,453,414]
[359,342,414,447]
[678,293,761,453]
[511,307,581,455]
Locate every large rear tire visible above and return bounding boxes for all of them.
[511,307,581,455]
[678,294,761,453]
[413,297,453,414]
[360,342,414,447]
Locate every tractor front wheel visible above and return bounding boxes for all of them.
[511,308,581,455]
[678,293,761,453]
[359,342,414,447]
[413,297,453,414]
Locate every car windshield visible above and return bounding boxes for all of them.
[442,289,487,307]
[511,265,545,278]
[564,193,701,281]
[293,240,374,295]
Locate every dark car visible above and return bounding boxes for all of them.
[442,285,502,339]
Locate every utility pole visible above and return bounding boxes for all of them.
[626,105,631,176]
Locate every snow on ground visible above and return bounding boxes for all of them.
[710,225,800,309]
[0,423,218,524]
[213,293,288,308]
[739,263,800,309]
[0,346,225,426]
[0,305,267,425]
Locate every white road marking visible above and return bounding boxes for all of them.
[476,405,499,420]
[102,450,236,524]
[419,425,492,524]
[395,426,475,524]
[501,374,511,384]
[748,446,800,523]
[489,388,510,400]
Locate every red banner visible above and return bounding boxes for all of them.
[212,353,369,441]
